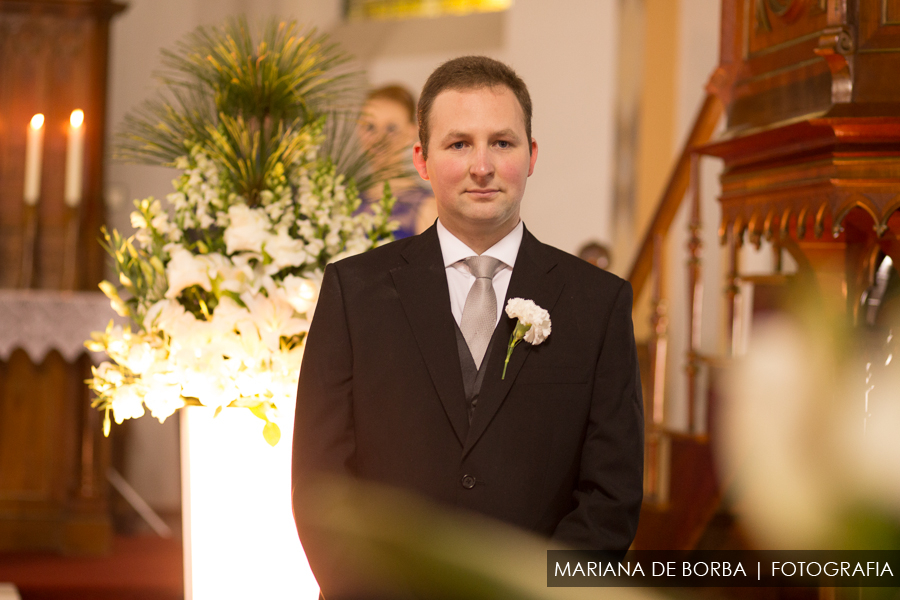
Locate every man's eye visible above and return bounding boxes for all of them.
[496,140,510,149]
[450,141,465,150]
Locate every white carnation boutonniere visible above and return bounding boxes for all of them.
[502,298,551,379]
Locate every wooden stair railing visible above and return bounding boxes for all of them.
[626,76,728,551]
[627,91,724,301]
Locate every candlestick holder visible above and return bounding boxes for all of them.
[61,204,81,290]
[19,203,38,289]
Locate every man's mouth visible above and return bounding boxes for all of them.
[466,188,499,198]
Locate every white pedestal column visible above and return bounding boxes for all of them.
[181,406,320,599]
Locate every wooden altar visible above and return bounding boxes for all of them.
[0,0,126,554]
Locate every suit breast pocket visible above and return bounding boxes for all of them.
[517,366,589,385]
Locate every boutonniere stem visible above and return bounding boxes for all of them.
[502,298,551,379]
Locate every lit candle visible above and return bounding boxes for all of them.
[24,114,44,206]
[64,109,85,208]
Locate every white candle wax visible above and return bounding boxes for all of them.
[64,109,85,208]
[24,114,45,206]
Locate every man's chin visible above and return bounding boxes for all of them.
[464,212,520,233]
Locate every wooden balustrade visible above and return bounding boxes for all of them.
[632,85,723,515]
[626,91,724,302]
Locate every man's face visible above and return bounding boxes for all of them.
[413,86,538,241]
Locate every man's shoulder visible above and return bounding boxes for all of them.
[329,232,429,277]
[525,234,628,294]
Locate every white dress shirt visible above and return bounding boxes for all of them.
[436,219,524,327]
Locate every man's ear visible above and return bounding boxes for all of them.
[527,138,539,177]
[412,142,430,180]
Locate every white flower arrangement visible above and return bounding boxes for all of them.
[86,19,397,445]
[502,298,552,379]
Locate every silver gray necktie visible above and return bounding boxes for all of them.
[459,256,505,369]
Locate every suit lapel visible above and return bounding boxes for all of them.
[391,226,469,445]
[463,228,566,457]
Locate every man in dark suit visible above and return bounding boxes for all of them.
[292,56,643,597]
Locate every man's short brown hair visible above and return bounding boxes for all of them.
[417,56,532,159]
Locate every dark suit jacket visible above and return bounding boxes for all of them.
[292,224,643,595]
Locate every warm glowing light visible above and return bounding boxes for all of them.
[24,114,45,205]
[70,109,84,128]
[181,406,319,599]
[298,281,316,301]
[65,110,85,207]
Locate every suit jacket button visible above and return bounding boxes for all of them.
[461,475,476,489]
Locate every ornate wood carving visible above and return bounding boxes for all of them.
[703,0,900,319]
[703,118,900,249]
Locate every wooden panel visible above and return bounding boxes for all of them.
[857,0,900,50]
[746,0,828,58]
[0,350,65,500]
[854,52,900,102]
[0,350,111,554]
[886,0,900,23]
[719,0,835,130]
[728,66,832,127]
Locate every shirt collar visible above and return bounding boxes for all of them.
[436,219,524,269]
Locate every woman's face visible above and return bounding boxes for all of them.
[358,98,418,168]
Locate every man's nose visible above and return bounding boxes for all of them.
[469,146,494,179]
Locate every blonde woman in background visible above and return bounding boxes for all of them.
[357,84,438,238]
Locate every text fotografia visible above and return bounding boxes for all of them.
[546,550,900,588]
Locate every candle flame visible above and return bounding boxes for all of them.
[30,114,44,130]
[70,109,84,128]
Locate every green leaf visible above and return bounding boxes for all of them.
[262,421,281,446]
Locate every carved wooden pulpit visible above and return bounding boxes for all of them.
[632,0,900,551]
[703,0,900,320]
